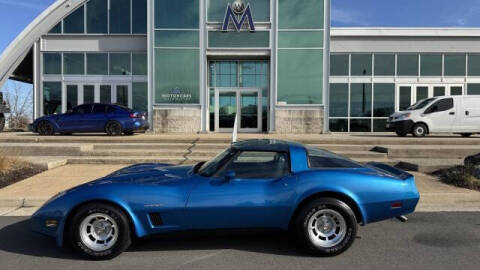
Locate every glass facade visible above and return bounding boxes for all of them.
[43,53,61,75]
[87,53,109,75]
[110,53,131,75]
[154,0,200,104]
[43,82,62,115]
[374,54,395,76]
[50,0,147,35]
[63,53,85,75]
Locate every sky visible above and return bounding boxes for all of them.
[1,0,480,93]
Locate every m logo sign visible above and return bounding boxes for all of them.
[222,0,255,32]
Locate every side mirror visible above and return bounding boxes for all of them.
[224,170,236,182]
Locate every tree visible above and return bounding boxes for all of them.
[2,81,33,130]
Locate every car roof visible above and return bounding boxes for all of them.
[231,139,304,152]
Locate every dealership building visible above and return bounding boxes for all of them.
[1,0,480,134]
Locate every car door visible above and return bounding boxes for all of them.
[85,104,109,132]
[423,97,455,132]
[55,104,91,132]
[458,97,480,132]
[186,150,296,230]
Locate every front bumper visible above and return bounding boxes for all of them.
[386,120,415,134]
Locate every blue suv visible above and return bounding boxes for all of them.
[32,103,149,136]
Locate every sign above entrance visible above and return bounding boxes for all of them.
[222,0,255,32]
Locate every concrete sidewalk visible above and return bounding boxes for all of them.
[0,164,479,216]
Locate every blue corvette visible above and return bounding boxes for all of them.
[31,103,149,136]
[32,140,419,259]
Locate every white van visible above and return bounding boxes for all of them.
[386,96,480,137]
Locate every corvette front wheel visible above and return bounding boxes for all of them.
[295,198,357,256]
[69,203,132,260]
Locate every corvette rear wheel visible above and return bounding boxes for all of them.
[69,203,131,260]
[105,121,123,136]
[295,198,357,256]
[38,121,54,136]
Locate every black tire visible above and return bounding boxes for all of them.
[461,133,472,138]
[294,198,357,257]
[395,131,407,137]
[0,116,4,132]
[37,121,55,136]
[124,131,134,136]
[68,203,132,260]
[412,123,428,137]
[105,121,123,136]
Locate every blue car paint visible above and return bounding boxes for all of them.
[32,103,149,134]
[31,140,420,247]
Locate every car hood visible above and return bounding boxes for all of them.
[90,163,194,185]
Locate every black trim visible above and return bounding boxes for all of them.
[386,120,415,134]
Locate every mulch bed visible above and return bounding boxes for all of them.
[0,165,45,189]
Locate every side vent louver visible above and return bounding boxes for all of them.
[149,213,163,226]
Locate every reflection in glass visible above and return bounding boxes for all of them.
[374,54,395,76]
[84,85,95,104]
[351,54,372,76]
[87,0,108,34]
[110,53,131,75]
[241,93,258,129]
[132,53,147,75]
[64,6,84,33]
[416,86,429,101]
[397,54,418,76]
[329,84,348,117]
[451,87,463,96]
[100,85,112,104]
[240,62,269,88]
[63,53,85,75]
[468,84,480,95]
[43,82,62,115]
[132,82,148,112]
[468,55,480,76]
[208,31,269,48]
[219,92,236,128]
[421,54,442,76]
[49,23,61,34]
[87,53,108,75]
[278,0,324,29]
[399,86,412,111]
[444,55,466,76]
[330,55,349,76]
[116,85,129,107]
[214,61,237,87]
[110,0,131,33]
[350,119,371,132]
[67,85,78,110]
[278,31,324,48]
[373,84,394,117]
[155,0,199,29]
[434,86,445,97]
[373,119,388,132]
[132,0,147,34]
[329,119,348,132]
[43,53,62,74]
[350,83,372,117]
[155,30,199,47]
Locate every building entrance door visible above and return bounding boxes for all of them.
[215,88,262,133]
[396,84,464,112]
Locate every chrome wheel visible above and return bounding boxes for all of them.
[307,209,347,248]
[79,213,119,252]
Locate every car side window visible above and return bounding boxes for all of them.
[73,104,92,114]
[107,106,117,113]
[93,104,108,114]
[215,151,290,179]
[424,98,454,114]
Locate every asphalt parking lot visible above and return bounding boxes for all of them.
[0,212,479,270]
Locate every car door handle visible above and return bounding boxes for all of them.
[449,112,455,115]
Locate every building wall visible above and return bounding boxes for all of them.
[275,107,323,134]
[153,107,202,133]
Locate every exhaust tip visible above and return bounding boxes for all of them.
[396,216,408,222]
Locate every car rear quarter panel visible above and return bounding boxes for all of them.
[293,169,417,224]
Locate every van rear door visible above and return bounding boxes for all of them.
[459,96,480,132]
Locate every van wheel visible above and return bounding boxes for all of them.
[412,123,427,137]
[461,133,472,138]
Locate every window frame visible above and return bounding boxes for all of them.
[213,150,292,180]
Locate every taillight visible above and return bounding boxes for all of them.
[129,113,137,118]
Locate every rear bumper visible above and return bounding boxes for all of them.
[386,120,414,134]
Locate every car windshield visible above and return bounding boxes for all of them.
[197,148,235,177]
[406,98,436,110]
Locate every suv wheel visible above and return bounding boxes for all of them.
[412,123,428,137]
[69,203,132,260]
[295,198,357,256]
